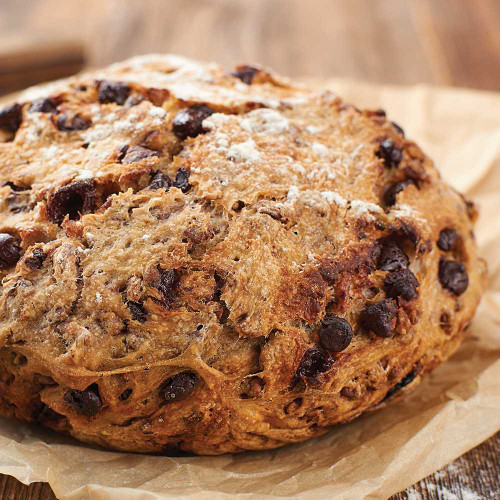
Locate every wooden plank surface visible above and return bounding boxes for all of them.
[0,37,84,95]
[0,0,500,92]
[0,1,499,498]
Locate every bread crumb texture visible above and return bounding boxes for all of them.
[0,55,487,454]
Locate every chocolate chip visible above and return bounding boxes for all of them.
[119,388,133,401]
[437,228,459,251]
[360,299,398,338]
[64,384,102,417]
[0,233,21,269]
[340,387,356,400]
[98,81,130,105]
[56,114,91,131]
[29,98,57,113]
[121,145,159,164]
[231,66,258,84]
[24,248,47,270]
[383,370,416,401]
[156,267,180,307]
[383,179,415,206]
[391,121,405,137]
[377,240,409,271]
[173,168,191,193]
[376,138,402,168]
[47,179,97,224]
[439,258,469,296]
[127,301,148,323]
[318,315,353,353]
[295,347,332,381]
[160,372,197,402]
[146,171,172,191]
[384,269,419,300]
[0,104,22,133]
[172,104,214,140]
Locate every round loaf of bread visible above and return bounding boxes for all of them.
[0,55,486,454]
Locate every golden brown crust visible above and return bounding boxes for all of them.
[0,55,487,455]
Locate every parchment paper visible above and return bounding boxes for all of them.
[0,79,499,500]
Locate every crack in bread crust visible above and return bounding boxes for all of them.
[0,55,487,455]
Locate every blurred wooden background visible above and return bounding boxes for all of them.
[1,0,500,94]
[0,0,499,499]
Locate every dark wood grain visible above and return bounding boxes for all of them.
[0,0,498,498]
[391,432,500,499]
[0,475,55,500]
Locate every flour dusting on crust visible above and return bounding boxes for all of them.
[0,54,486,455]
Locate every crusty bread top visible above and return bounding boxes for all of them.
[0,55,486,454]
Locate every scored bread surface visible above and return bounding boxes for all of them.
[0,55,486,454]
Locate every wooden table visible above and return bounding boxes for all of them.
[0,1,499,498]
